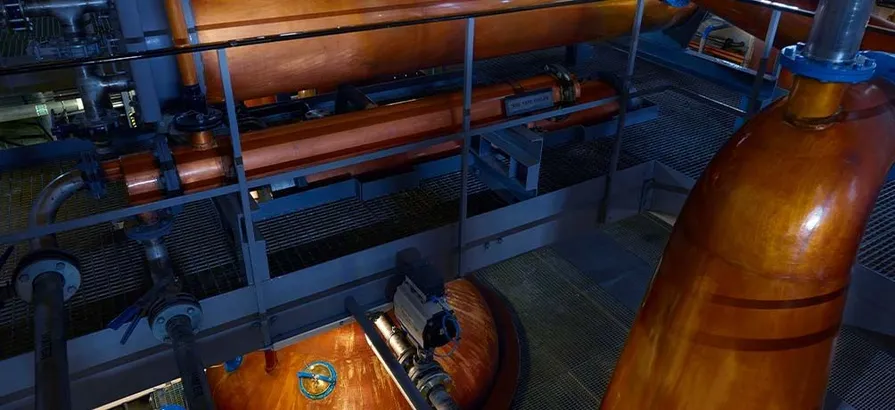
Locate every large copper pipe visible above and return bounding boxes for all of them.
[104,76,619,204]
[694,0,895,53]
[188,0,697,102]
[601,73,895,408]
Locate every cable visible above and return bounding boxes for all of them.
[434,297,462,358]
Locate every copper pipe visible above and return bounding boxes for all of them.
[601,77,895,409]
[693,0,895,53]
[785,76,848,120]
[191,130,216,151]
[188,0,697,102]
[263,349,278,374]
[104,76,619,204]
[164,0,198,87]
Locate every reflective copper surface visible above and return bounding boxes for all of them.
[190,0,697,102]
[207,279,502,409]
[164,0,198,87]
[601,78,895,409]
[694,0,895,53]
[106,76,619,204]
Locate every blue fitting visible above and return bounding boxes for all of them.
[864,51,895,83]
[297,361,337,400]
[77,152,106,199]
[224,356,244,373]
[125,216,175,241]
[780,43,877,84]
[662,0,690,7]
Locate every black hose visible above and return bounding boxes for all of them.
[32,272,71,410]
[166,315,214,410]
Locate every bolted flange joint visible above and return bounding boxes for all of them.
[13,249,81,303]
[147,293,202,343]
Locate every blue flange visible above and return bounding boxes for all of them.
[864,51,895,82]
[780,43,877,84]
[125,216,175,241]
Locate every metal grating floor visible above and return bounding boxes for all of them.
[476,214,895,409]
[859,180,895,281]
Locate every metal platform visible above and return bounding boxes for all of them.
[1,37,894,408]
[0,43,742,360]
[475,214,895,409]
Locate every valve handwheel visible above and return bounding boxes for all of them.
[297,361,337,400]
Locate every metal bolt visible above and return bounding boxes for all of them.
[55,262,65,271]
[18,274,29,283]
[156,317,166,325]
[187,307,195,315]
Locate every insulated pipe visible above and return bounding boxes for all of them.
[166,315,214,410]
[32,272,70,410]
[802,0,873,64]
[105,76,620,204]
[189,0,697,102]
[29,170,85,251]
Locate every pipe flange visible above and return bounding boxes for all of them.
[408,361,451,398]
[13,249,81,303]
[126,217,175,241]
[780,43,877,84]
[174,108,223,133]
[148,294,202,343]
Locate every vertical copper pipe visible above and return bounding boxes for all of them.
[191,130,216,151]
[164,0,199,87]
[601,78,895,409]
[263,349,278,374]
[165,0,215,151]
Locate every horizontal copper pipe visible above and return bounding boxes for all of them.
[694,0,895,53]
[105,75,619,204]
[191,0,697,102]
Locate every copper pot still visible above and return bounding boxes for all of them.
[206,279,517,409]
[600,60,895,410]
